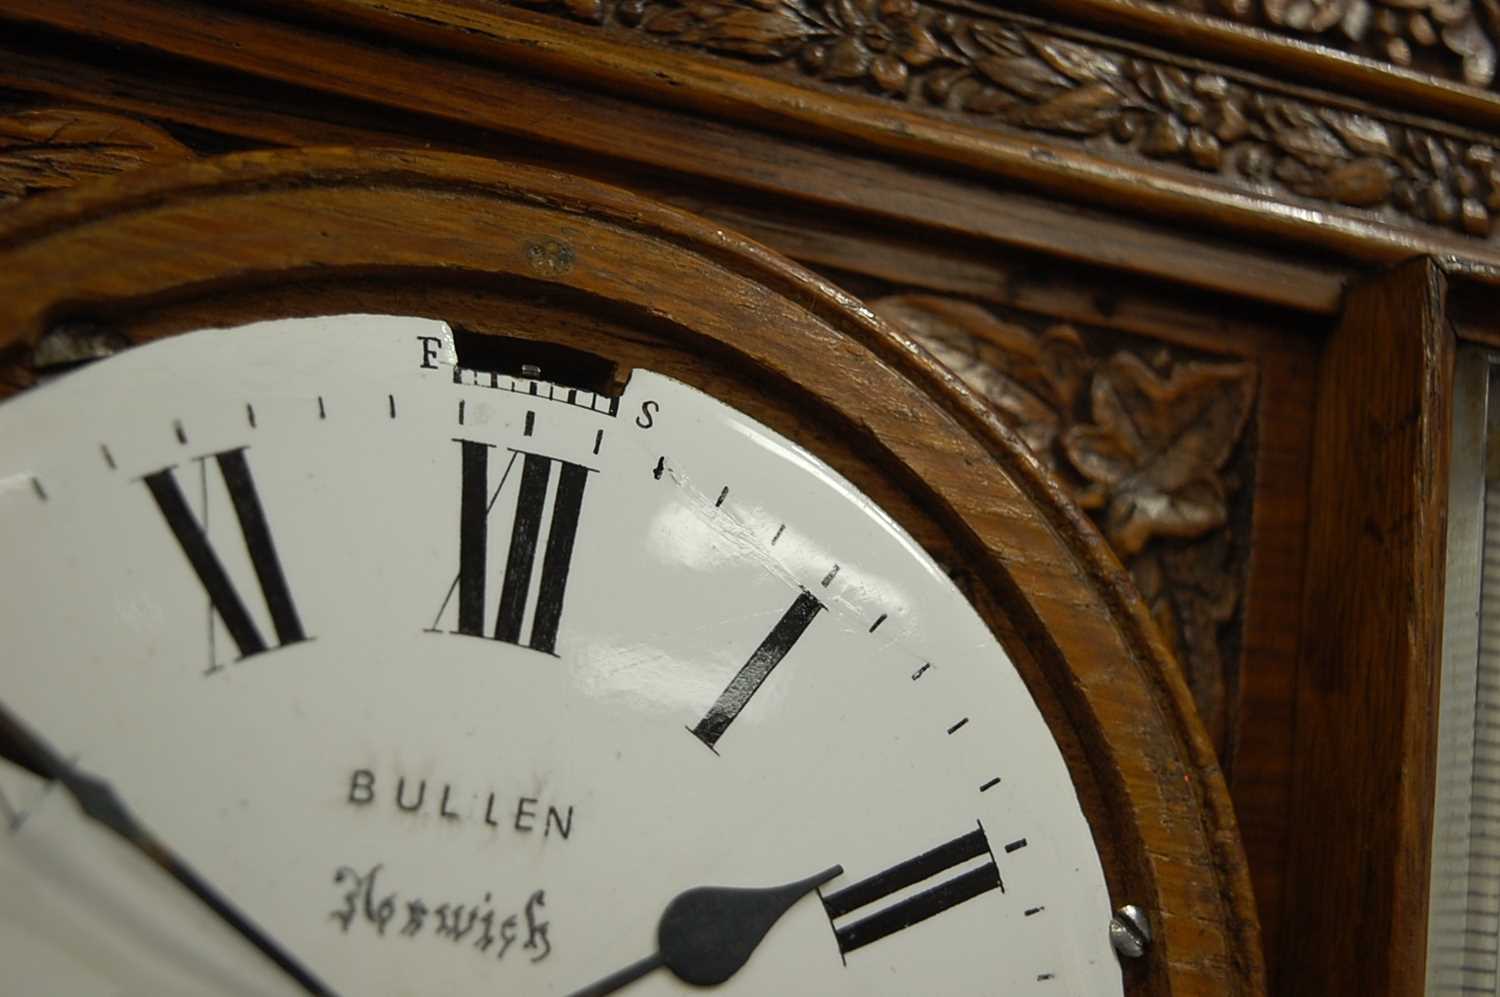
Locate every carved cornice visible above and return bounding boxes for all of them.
[872,293,1255,755]
[1153,0,1500,90]
[505,0,1500,238]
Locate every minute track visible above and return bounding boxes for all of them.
[0,316,1126,996]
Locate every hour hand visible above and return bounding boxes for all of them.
[567,864,843,997]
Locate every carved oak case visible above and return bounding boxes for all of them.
[0,0,1495,993]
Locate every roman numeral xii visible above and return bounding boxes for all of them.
[431,440,592,654]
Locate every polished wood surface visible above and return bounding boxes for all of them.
[0,0,1367,310]
[0,146,1264,995]
[1282,259,1453,996]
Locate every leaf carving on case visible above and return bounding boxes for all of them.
[1132,534,1240,750]
[870,295,1089,458]
[509,0,1500,238]
[874,294,1255,756]
[1064,352,1255,557]
[0,109,193,205]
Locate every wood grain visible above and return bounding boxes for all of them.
[438,0,1500,239]
[0,107,191,203]
[1230,331,1320,989]
[298,0,1500,241]
[0,146,1264,995]
[0,13,1352,314]
[2,0,1493,280]
[1280,257,1452,996]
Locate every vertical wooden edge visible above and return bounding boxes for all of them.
[1281,257,1453,996]
[1230,336,1321,986]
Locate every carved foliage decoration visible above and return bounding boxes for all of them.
[506,0,1500,238]
[1159,0,1499,90]
[873,294,1255,753]
[0,109,192,205]
[1065,352,1254,556]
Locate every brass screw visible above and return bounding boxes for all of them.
[1109,904,1151,959]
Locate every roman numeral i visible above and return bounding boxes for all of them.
[690,589,823,751]
[431,440,592,654]
[143,447,307,661]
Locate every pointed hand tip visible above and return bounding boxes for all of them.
[811,864,843,888]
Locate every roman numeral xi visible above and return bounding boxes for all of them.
[431,441,592,655]
[822,824,1003,958]
[143,448,307,660]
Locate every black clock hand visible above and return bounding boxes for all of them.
[0,698,341,997]
[567,864,843,997]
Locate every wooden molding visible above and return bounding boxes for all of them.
[4,0,1499,277]
[0,145,1264,994]
[488,0,1500,238]
[0,39,1354,318]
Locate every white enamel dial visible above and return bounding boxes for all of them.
[0,315,1122,996]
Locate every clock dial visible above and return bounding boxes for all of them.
[0,314,1121,995]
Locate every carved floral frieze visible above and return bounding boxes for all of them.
[872,293,1255,753]
[505,0,1500,238]
[1158,0,1499,90]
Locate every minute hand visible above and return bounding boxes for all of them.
[0,697,340,997]
[567,864,844,997]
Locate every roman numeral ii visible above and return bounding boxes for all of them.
[432,440,591,654]
[143,447,307,660]
[822,824,1002,957]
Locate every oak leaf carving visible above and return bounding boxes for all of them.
[872,294,1255,759]
[1323,109,1396,159]
[871,295,1088,459]
[710,8,817,57]
[1010,82,1129,135]
[1062,353,1255,556]
[974,56,1069,98]
[1132,535,1239,751]
[1028,33,1127,85]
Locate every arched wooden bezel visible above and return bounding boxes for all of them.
[0,148,1263,996]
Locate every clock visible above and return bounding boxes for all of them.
[0,148,1261,995]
